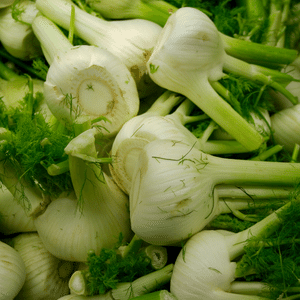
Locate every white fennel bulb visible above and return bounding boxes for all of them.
[0,0,42,60]
[171,230,237,300]
[36,0,163,98]
[34,128,132,262]
[32,15,139,137]
[0,241,26,300]
[147,7,298,151]
[0,185,36,235]
[13,232,76,300]
[271,104,300,153]
[110,91,249,194]
[170,198,298,299]
[129,139,300,245]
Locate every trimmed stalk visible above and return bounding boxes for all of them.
[68,264,173,299]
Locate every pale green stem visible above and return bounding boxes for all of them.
[68,4,75,44]
[249,144,283,161]
[87,0,177,27]
[135,1,177,26]
[210,80,242,114]
[230,281,272,297]
[142,245,168,270]
[46,160,70,176]
[230,209,262,222]
[218,198,288,216]
[168,98,208,125]
[276,0,291,48]
[243,0,267,21]
[220,33,298,67]
[119,235,143,258]
[111,264,173,300]
[146,90,184,116]
[227,200,294,261]
[223,54,299,105]
[216,185,293,200]
[130,290,177,300]
[291,144,300,162]
[264,0,283,46]
[183,76,265,151]
[0,48,46,80]
[0,59,22,81]
[168,100,251,154]
[31,15,73,65]
[199,120,218,144]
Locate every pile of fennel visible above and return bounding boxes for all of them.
[0,0,300,299]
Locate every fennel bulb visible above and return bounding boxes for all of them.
[32,15,140,137]
[110,91,250,194]
[0,185,36,235]
[270,104,300,154]
[0,0,42,60]
[13,232,76,300]
[146,7,298,151]
[34,128,132,262]
[35,0,163,98]
[170,197,300,299]
[129,139,300,245]
[0,241,26,300]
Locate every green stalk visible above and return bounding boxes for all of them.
[31,14,73,65]
[238,0,266,21]
[142,245,168,270]
[220,33,298,67]
[87,0,177,27]
[0,48,46,80]
[249,144,283,161]
[228,199,295,261]
[291,144,300,163]
[137,0,177,26]
[145,90,184,117]
[46,159,70,176]
[223,54,299,105]
[131,290,177,300]
[167,98,251,155]
[183,77,265,151]
[210,80,242,114]
[0,59,22,81]
[119,235,143,258]
[68,4,75,44]
[263,0,283,46]
[111,264,173,300]
[276,0,291,48]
